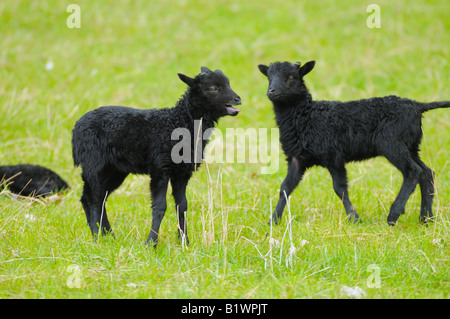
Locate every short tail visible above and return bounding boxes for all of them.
[420,101,450,112]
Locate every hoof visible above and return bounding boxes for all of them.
[347,213,360,224]
[387,215,397,226]
[268,217,280,226]
[387,212,400,226]
[419,215,435,224]
[177,232,190,246]
[145,238,158,250]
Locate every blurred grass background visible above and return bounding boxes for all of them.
[0,0,448,298]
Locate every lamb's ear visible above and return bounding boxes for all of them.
[201,66,212,73]
[178,73,196,87]
[258,64,269,77]
[299,60,315,77]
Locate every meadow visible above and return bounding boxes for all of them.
[0,0,448,299]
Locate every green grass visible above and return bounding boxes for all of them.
[0,0,449,299]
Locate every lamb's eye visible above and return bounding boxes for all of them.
[208,86,218,92]
[286,76,294,83]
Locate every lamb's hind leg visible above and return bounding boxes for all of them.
[81,170,127,239]
[384,149,422,225]
[328,165,360,223]
[99,170,128,237]
[80,180,94,233]
[411,154,435,223]
[81,179,110,239]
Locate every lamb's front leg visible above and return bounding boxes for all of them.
[171,176,190,245]
[328,166,360,223]
[271,157,306,225]
[146,176,169,248]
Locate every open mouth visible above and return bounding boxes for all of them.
[225,104,241,116]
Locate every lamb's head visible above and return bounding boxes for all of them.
[178,67,241,118]
[258,61,315,103]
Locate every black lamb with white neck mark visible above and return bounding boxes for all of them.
[72,67,241,247]
[258,60,448,225]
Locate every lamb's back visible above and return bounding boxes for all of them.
[283,96,422,164]
[72,105,178,172]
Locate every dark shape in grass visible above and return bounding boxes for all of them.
[0,164,69,197]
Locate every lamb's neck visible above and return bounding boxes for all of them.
[273,95,313,126]
[175,90,215,132]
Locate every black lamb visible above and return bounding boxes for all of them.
[0,164,69,197]
[72,67,241,247]
[258,60,448,225]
